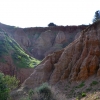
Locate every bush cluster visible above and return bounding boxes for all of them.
[0,72,19,100]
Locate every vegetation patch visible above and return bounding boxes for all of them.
[0,72,19,100]
[0,29,40,68]
[90,81,98,86]
[20,83,52,100]
[12,52,40,68]
[75,81,85,88]
[81,92,86,97]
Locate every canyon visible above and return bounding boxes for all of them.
[0,23,87,84]
[1,21,100,99]
[23,21,100,88]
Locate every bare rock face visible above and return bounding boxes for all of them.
[23,21,100,88]
[44,44,63,57]
[55,31,66,44]
[23,50,63,88]
[11,28,31,47]
[43,31,65,56]
[30,26,87,59]
[32,30,55,59]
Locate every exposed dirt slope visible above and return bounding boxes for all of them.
[23,21,100,88]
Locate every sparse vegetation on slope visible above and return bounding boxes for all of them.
[13,83,67,100]
[10,80,100,100]
[0,28,40,68]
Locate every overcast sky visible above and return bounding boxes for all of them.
[0,0,99,28]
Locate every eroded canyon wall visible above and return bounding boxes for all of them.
[23,21,100,88]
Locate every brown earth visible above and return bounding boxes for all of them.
[23,21,100,89]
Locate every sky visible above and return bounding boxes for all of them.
[0,0,100,28]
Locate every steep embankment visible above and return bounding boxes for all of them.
[23,21,100,89]
[0,23,87,60]
[0,28,40,83]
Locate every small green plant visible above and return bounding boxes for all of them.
[28,89,34,99]
[75,81,85,88]
[90,81,98,86]
[81,92,86,97]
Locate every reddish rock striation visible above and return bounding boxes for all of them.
[23,21,100,88]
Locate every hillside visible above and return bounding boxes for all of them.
[0,23,87,60]
[0,28,40,83]
[18,21,100,100]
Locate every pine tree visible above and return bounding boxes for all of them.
[93,10,100,23]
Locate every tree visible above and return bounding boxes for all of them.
[0,73,19,100]
[48,22,56,27]
[93,10,100,23]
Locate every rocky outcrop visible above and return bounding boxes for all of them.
[32,30,55,59]
[14,29,31,47]
[0,23,87,60]
[0,63,34,84]
[23,49,63,88]
[44,31,66,57]
[55,31,66,44]
[22,26,87,60]
[23,21,100,88]
[0,56,34,84]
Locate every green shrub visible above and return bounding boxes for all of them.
[81,92,86,97]
[90,81,98,86]
[28,89,34,100]
[75,82,85,88]
[0,72,19,100]
[26,83,52,100]
[36,83,52,100]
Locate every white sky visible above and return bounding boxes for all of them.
[0,0,100,28]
